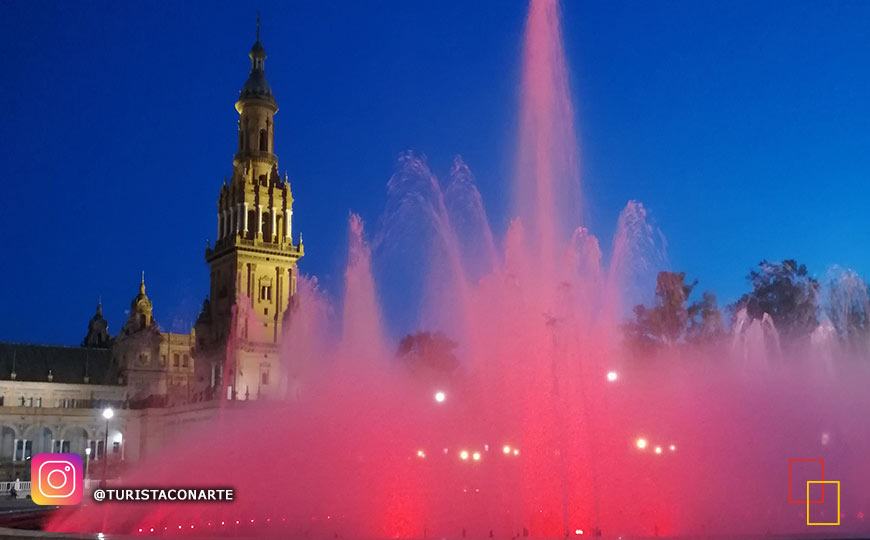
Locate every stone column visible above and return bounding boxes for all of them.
[271,207,277,242]
[257,205,263,237]
[243,202,249,234]
[238,204,245,234]
[230,207,236,236]
[285,210,292,240]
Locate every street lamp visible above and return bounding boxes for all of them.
[101,407,114,488]
[84,447,91,480]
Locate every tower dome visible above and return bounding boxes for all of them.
[237,16,276,109]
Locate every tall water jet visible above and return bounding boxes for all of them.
[515,0,581,283]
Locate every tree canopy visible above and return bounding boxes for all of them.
[733,259,819,339]
[626,271,724,347]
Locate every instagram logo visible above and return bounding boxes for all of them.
[31,453,83,505]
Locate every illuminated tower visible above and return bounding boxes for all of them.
[198,20,304,400]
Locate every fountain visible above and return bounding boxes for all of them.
[47,0,870,538]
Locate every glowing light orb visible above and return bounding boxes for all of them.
[513,448,520,456]
[460,450,469,460]
[472,452,481,461]
[503,445,511,454]
[655,446,662,454]
[669,444,676,451]
[606,371,618,382]
[636,438,647,449]
[434,391,446,403]
[417,450,426,458]
[575,529,584,535]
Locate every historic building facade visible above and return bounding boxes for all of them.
[0,28,302,482]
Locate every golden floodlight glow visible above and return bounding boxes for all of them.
[636,437,647,449]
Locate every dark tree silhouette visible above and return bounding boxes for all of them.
[396,331,459,374]
[733,259,819,339]
[626,271,724,347]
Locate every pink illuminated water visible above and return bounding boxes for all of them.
[49,0,870,537]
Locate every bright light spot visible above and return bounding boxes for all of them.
[443,447,449,454]
[513,448,519,456]
[138,530,143,534]
[417,450,426,458]
[606,371,618,382]
[655,446,662,454]
[821,432,831,446]
[859,512,864,519]
[472,452,481,461]
[102,407,114,420]
[460,450,469,460]
[484,444,489,451]
[575,529,584,535]
[669,444,676,452]
[636,438,647,449]
[503,445,511,454]
[434,391,446,403]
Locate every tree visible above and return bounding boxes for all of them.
[686,291,726,343]
[733,260,819,340]
[626,271,724,347]
[396,331,459,374]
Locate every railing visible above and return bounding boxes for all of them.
[0,481,31,499]
[208,237,302,258]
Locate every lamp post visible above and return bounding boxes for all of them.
[101,408,113,488]
[84,447,91,480]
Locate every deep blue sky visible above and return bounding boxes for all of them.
[2,1,870,345]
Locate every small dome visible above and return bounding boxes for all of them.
[239,65,274,102]
[238,18,276,106]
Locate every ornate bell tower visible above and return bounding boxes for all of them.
[197,20,304,400]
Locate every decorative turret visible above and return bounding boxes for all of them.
[82,298,110,348]
[122,272,158,335]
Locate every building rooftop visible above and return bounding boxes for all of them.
[0,342,120,386]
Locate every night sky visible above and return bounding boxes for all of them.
[3,1,870,345]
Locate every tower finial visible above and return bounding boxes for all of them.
[257,13,261,42]
[140,271,146,294]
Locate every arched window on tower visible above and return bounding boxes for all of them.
[259,129,268,152]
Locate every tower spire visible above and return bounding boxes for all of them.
[140,271,146,294]
[256,13,261,42]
